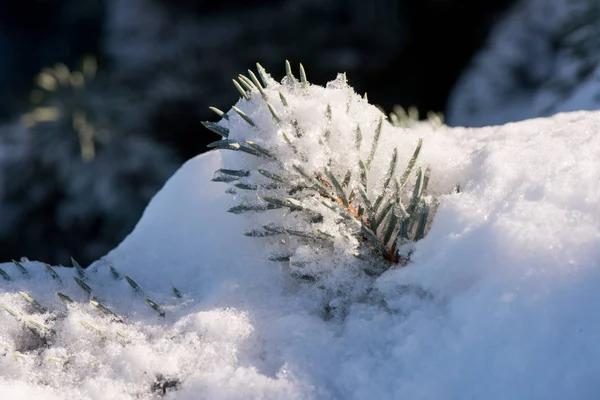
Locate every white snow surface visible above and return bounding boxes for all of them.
[1,106,600,397]
[447,0,600,127]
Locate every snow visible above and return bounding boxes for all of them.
[1,70,600,398]
[447,0,600,127]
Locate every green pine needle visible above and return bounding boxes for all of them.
[90,300,123,323]
[109,266,121,280]
[398,139,423,189]
[358,159,368,191]
[285,60,295,82]
[12,260,30,279]
[202,121,229,138]
[232,106,255,126]
[234,182,257,190]
[257,168,285,182]
[407,168,425,216]
[209,106,229,120]
[145,298,165,317]
[45,265,61,282]
[79,320,103,335]
[172,286,183,298]
[278,91,289,107]
[57,292,74,304]
[2,304,22,320]
[354,124,362,150]
[245,141,273,158]
[267,102,281,122]
[73,276,93,296]
[228,204,280,214]
[124,275,143,296]
[413,202,430,241]
[232,79,248,100]
[299,63,308,85]
[324,167,348,207]
[238,74,256,92]
[0,267,11,281]
[268,254,292,262]
[366,116,383,169]
[19,292,46,313]
[247,69,266,99]
[71,257,85,280]
[256,63,270,87]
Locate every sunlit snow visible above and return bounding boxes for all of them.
[1,99,599,397]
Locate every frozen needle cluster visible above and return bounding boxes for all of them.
[204,62,441,283]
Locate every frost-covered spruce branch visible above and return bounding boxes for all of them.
[0,257,185,396]
[204,61,437,280]
[1,257,173,327]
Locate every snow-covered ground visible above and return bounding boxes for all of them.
[447,0,600,127]
[1,72,600,398]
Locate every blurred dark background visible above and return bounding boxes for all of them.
[0,0,517,266]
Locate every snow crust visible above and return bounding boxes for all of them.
[1,106,600,397]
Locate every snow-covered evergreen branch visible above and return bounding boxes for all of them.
[204,61,439,282]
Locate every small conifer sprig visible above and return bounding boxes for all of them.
[204,61,437,280]
[1,258,179,354]
[0,258,186,394]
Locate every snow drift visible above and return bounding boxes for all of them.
[447,0,600,127]
[0,69,599,398]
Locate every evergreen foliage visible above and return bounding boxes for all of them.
[204,61,440,281]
